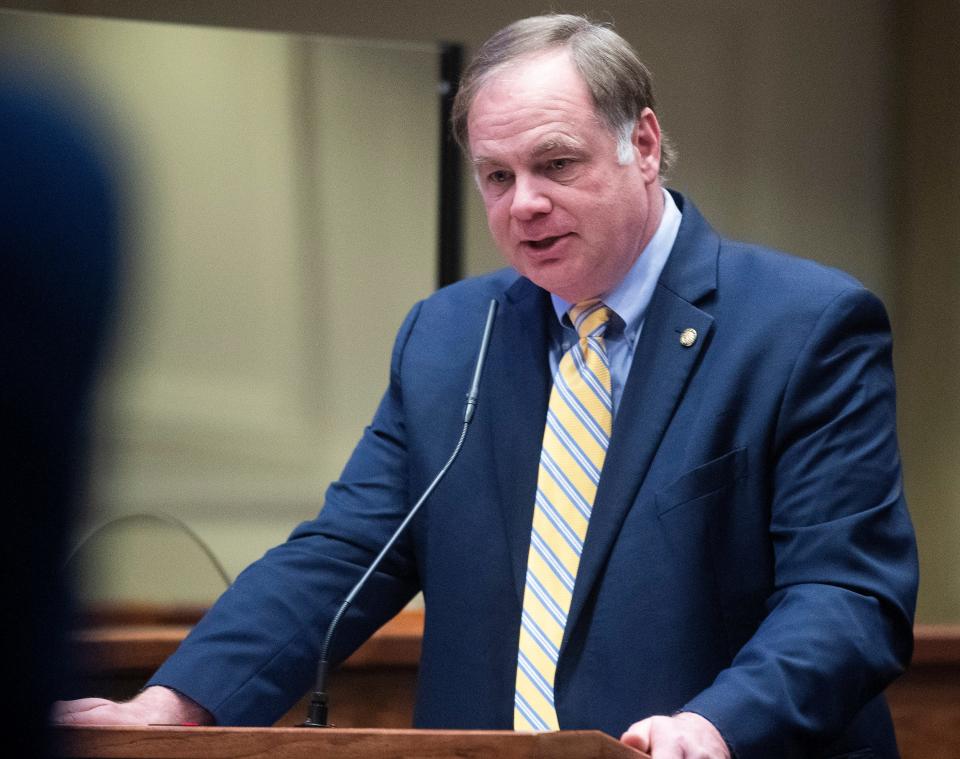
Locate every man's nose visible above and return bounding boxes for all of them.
[510,175,552,220]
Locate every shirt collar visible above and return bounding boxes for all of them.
[551,187,682,343]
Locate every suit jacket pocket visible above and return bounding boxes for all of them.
[655,446,748,517]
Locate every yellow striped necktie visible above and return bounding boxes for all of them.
[514,300,613,731]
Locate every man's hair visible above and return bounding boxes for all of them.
[451,14,675,174]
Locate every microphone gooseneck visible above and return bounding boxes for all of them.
[303,299,498,727]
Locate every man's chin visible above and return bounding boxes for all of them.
[523,269,592,302]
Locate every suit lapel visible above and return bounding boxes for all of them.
[487,277,553,605]
[561,193,722,655]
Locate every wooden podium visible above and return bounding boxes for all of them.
[69,607,960,757]
[57,726,650,759]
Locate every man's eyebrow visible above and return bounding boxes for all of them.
[532,137,583,156]
[470,137,585,167]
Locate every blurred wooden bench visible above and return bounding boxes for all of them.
[72,603,422,727]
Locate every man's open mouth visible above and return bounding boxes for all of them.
[527,234,567,250]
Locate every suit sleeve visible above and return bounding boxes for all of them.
[146,302,425,726]
[682,287,918,757]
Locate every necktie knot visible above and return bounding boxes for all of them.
[568,300,612,342]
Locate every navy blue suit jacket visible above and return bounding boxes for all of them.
[151,193,917,758]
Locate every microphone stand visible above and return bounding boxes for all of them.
[303,299,498,727]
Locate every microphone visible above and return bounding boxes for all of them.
[302,298,499,727]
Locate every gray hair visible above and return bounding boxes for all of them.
[451,14,675,175]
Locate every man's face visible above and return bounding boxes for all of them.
[467,49,664,303]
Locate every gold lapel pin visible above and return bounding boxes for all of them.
[679,328,698,348]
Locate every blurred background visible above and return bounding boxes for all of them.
[0,0,956,627]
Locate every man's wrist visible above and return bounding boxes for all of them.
[133,686,214,725]
[674,711,732,759]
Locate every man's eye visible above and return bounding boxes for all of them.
[548,158,573,171]
[488,170,511,184]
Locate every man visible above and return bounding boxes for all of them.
[55,15,917,759]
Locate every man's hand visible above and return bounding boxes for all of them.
[51,686,213,726]
[621,712,730,758]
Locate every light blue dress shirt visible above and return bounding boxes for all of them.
[549,188,682,418]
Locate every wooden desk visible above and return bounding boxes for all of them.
[886,624,960,759]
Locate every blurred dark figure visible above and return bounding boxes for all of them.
[0,72,119,756]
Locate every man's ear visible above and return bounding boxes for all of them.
[633,107,662,180]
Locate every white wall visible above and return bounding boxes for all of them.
[0,11,439,601]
